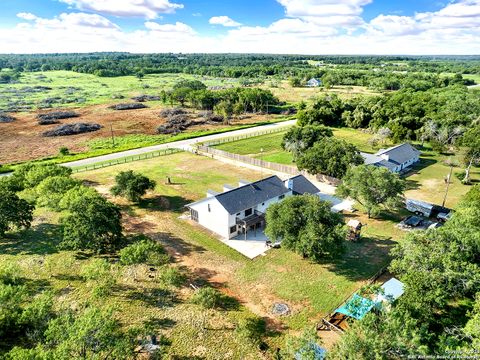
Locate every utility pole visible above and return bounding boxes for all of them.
[110,123,115,147]
[442,165,454,207]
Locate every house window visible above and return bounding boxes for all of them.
[191,209,199,222]
[230,225,237,234]
[208,204,211,212]
[279,195,285,200]
[236,213,241,216]
[245,208,253,216]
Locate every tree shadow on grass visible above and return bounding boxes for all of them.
[138,195,193,213]
[0,223,62,256]
[323,235,397,282]
[150,232,207,258]
[402,158,437,177]
[144,317,177,330]
[125,287,179,308]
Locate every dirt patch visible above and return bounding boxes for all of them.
[0,103,277,164]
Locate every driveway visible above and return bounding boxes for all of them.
[62,120,296,169]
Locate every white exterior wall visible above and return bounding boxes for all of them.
[189,198,231,239]
[190,191,294,240]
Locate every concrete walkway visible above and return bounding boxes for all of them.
[62,120,296,168]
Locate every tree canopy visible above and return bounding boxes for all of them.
[110,170,156,203]
[296,137,364,179]
[336,165,406,218]
[282,125,333,160]
[265,195,345,261]
[61,192,123,253]
[0,189,34,236]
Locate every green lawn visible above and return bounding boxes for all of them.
[213,127,381,165]
[0,70,240,111]
[74,152,395,334]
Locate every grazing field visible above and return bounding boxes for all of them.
[0,71,240,112]
[263,81,381,103]
[70,152,397,347]
[213,128,479,209]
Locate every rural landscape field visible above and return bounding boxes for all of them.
[1,0,480,359]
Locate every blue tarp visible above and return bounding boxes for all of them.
[295,343,326,360]
[335,294,376,320]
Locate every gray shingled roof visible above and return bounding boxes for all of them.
[215,175,289,215]
[288,175,320,195]
[376,143,420,165]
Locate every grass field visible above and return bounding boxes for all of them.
[0,71,240,111]
[213,128,479,209]
[263,80,381,104]
[70,152,397,346]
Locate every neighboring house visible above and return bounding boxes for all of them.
[306,78,322,87]
[186,175,320,240]
[361,143,420,173]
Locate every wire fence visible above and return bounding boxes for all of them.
[71,148,182,173]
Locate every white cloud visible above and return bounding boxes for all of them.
[277,0,372,26]
[2,1,480,54]
[144,21,196,34]
[17,12,38,21]
[16,12,120,30]
[59,0,184,19]
[209,16,241,27]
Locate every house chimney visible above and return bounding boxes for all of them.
[285,178,294,191]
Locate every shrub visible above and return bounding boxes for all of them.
[119,239,169,266]
[236,317,267,347]
[81,259,116,298]
[58,147,70,156]
[191,287,222,309]
[158,267,186,287]
[81,258,111,281]
[0,262,22,285]
[110,170,156,203]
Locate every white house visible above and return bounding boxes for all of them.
[306,78,322,87]
[361,143,420,173]
[186,175,321,240]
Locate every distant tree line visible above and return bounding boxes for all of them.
[297,86,480,143]
[0,53,478,87]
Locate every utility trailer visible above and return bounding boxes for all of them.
[405,199,451,221]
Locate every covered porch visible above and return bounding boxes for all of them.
[235,210,266,241]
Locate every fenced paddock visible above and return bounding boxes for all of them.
[71,148,182,173]
[196,145,340,185]
[200,126,289,147]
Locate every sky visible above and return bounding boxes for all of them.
[0,0,479,54]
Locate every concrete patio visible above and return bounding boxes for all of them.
[221,228,271,259]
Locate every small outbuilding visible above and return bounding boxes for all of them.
[306,78,322,87]
[346,219,362,241]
